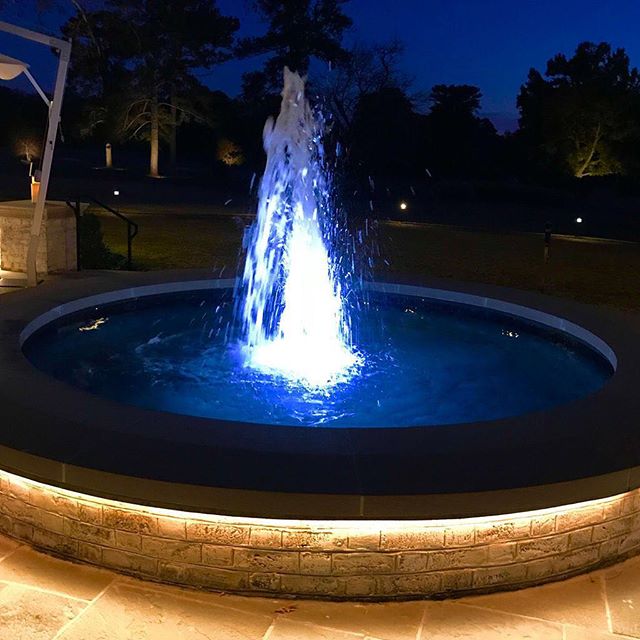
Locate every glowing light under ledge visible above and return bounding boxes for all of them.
[1,466,631,532]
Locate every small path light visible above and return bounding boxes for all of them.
[400,201,408,211]
[113,190,120,197]
[576,217,583,224]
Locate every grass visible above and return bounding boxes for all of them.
[99,213,640,312]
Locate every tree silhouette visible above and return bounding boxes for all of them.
[423,84,499,177]
[62,0,239,176]
[518,42,640,178]
[239,0,352,91]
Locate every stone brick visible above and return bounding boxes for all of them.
[186,522,250,545]
[429,547,488,570]
[526,558,556,581]
[568,527,593,549]
[620,494,638,516]
[280,575,342,596]
[102,549,158,576]
[201,545,233,567]
[556,506,603,532]
[78,542,102,564]
[603,501,622,520]
[517,534,568,560]
[249,527,282,548]
[473,564,527,588]
[487,542,517,564]
[553,546,599,574]
[159,562,248,590]
[332,553,395,575]
[158,517,186,540]
[380,529,444,551]
[103,509,158,535]
[619,529,640,554]
[141,537,201,563]
[599,537,621,561]
[476,519,531,544]
[592,516,633,542]
[347,532,380,550]
[64,518,116,547]
[233,548,299,573]
[0,514,12,535]
[76,503,103,526]
[377,573,441,596]
[396,552,428,573]
[530,515,556,537]
[32,527,78,556]
[441,569,473,591]
[115,531,142,552]
[12,521,33,541]
[1,497,38,524]
[281,529,347,550]
[5,479,30,502]
[35,511,64,534]
[299,552,332,575]
[249,572,280,591]
[29,490,77,521]
[343,575,377,597]
[444,526,475,547]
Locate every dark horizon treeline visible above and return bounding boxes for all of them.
[2,0,640,196]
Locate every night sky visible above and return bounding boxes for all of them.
[2,0,640,132]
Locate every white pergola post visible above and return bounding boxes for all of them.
[0,21,71,286]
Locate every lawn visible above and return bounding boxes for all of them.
[98,213,640,312]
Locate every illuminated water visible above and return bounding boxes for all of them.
[238,68,358,387]
[24,290,612,428]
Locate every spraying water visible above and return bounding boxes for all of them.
[239,68,359,387]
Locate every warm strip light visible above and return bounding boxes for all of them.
[0,467,627,530]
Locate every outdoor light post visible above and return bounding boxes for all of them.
[0,21,71,286]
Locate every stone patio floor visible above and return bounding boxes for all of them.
[0,534,638,639]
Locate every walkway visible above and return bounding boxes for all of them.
[0,534,638,639]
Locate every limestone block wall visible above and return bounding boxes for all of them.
[0,201,77,274]
[0,468,639,600]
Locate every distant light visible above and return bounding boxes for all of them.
[113,190,120,196]
[576,217,583,224]
[400,202,408,211]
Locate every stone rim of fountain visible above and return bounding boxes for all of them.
[1,269,637,520]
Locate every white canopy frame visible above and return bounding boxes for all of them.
[0,21,71,286]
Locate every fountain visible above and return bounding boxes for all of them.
[239,68,359,387]
[7,66,638,601]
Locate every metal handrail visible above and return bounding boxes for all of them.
[66,198,139,270]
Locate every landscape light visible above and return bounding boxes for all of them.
[576,217,583,223]
[400,202,408,211]
[113,190,120,196]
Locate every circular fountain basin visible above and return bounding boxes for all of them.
[1,270,640,600]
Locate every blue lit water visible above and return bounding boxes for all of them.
[23,290,613,428]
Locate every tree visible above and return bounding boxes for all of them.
[423,84,500,177]
[321,40,412,129]
[518,42,640,178]
[349,87,419,178]
[239,0,352,92]
[62,0,239,176]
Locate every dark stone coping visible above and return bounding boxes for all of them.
[1,269,639,520]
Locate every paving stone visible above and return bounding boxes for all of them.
[284,599,425,640]
[420,602,563,639]
[268,619,365,639]
[0,547,114,600]
[56,581,273,640]
[564,625,637,639]
[602,555,640,638]
[0,583,85,640]
[0,536,20,560]
[460,573,610,629]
